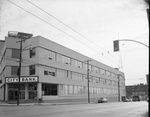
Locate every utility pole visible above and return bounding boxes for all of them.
[117,75,120,102]
[8,31,33,105]
[86,60,91,103]
[16,40,23,105]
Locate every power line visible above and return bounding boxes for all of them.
[26,0,149,74]
[6,0,147,77]
[26,0,111,54]
[7,0,120,67]
[26,0,120,63]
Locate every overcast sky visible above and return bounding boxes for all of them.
[0,0,149,85]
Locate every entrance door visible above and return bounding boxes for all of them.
[8,83,25,100]
[28,83,37,99]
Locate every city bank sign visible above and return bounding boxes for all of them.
[6,76,38,83]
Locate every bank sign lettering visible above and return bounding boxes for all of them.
[6,76,38,83]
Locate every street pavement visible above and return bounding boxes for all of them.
[0,101,149,117]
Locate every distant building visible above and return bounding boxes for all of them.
[0,35,126,103]
[126,83,148,100]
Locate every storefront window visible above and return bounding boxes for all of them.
[42,83,57,96]
[29,83,37,90]
[28,83,37,99]
[20,83,25,90]
[8,83,25,100]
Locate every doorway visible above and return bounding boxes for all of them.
[8,83,25,100]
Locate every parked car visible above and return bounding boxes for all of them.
[132,96,140,101]
[128,98,132,102]
[147,98,149,103]
[123,98,129,102]
[123,98,132,102]
[98,98,108,103]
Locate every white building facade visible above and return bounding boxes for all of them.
[0,36,126,103]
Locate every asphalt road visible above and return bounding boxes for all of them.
[0,101,148,117]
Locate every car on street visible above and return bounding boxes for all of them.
[98,98,108,103]
[123,98,129,102]
[132,96,140,101]
[123,98,132,102]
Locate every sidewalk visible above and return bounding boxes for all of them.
[0,100,88,106]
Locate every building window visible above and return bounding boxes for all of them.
[44,67,56,76]
[11,66,19,75]
[100,69,106,75]
[12,49,20,59]
[93,77,99,83]
[92,66,99,73]
[57,69,67,78]
[100,78,106,84]
[42,83,57,96]
[30,48,36,58]
[62,55,71,64]
[75,60,82,68]
[48,50,55,60]
[28,83,37,99]
[106,80,111,85]
[68,85,73,95]
[29,65,35,75]
[44,71,55,76]
[106,71,111,77]
[72,72,83,81]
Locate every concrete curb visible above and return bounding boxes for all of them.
[0,101,116,106]
[0,102,90,106]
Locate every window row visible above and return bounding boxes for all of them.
[43,66,118,86]
[59,84,118,96]
[10,65,118,86]
[11,47,118,79]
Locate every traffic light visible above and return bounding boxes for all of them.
[113,40,119,52]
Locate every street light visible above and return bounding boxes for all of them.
[8,31,33,105]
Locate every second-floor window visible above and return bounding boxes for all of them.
[44,67,56,76]
[29,65,35,75]
[44,71,55,76]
